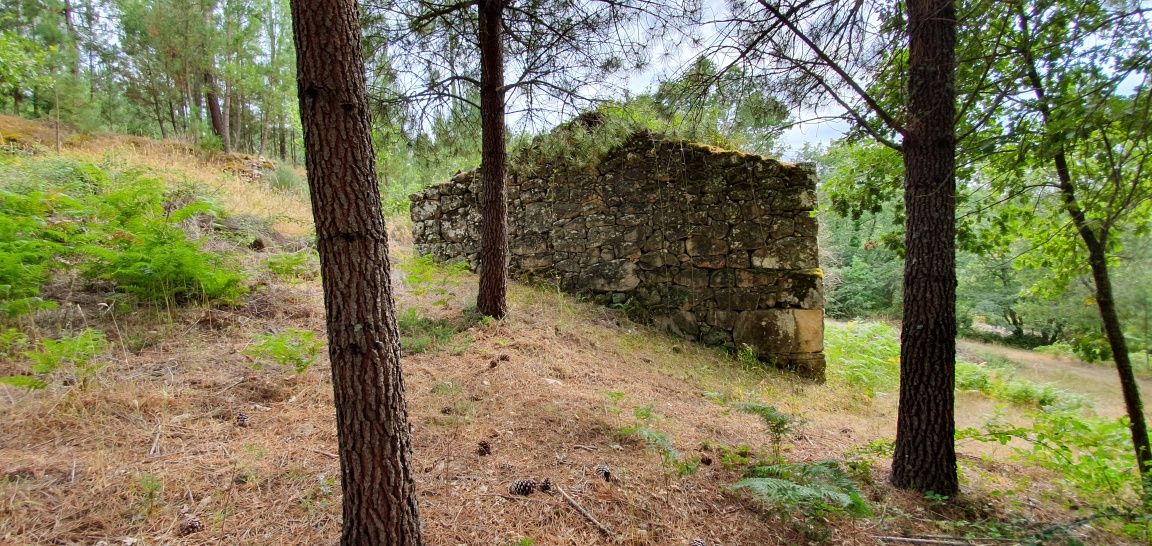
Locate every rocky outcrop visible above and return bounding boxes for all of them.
[411,130,825,380]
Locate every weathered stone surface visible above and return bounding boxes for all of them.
[410,130,824,380]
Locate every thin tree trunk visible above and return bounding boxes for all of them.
[259,109,268,156]
[63,0,81,78]
[476,0,509,319]
[12,90,21,115]
[288,0,425,543]
[152,89,167,139]
[233,91,244,152]
[204,72,230,152]
[890,0,959,496]
[278,116,287,160]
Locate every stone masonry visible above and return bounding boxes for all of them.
[410,130,826,380]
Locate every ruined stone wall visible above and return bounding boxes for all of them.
[410,131,826,379]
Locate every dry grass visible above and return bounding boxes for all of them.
[0,118,1140,545]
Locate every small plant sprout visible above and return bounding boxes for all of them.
[738,402,800,462]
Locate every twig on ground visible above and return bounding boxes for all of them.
[555,484,612,536]
[874,537,973,545]
[306,447,338,459]
[148,420,163,457]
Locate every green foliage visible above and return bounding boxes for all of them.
[737,402,799,461]
[265,251,319,281]
[955,360,993,392]
[88,222,247,305]
[399,254,469,306]
[617,404,699,477]
[245,328,322,373]
[2,329,109,389]
[959,411,1144,506]
[824,321,900,396]
[0,156,248,314]
[132,472,164,518]
[267,162,306,194]
[731,461,870,517]
[395,307,472,354]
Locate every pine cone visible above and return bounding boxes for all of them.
[690,539,706,546]
[477,440,492,456]
[235,412,251,427]
[538,477,553,493]
[594,463,611,482]
[508,478,536,496]
[180,516,204,535]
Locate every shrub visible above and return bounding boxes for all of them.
[1,328,109,389]
[955,361,993,392]
[824,321,900,396]
[265,251,319,281]
[0,156,248,313]
[267,162,306,194]
[245,328,323,373]
[959,411,1141,506]
[87,224,247,306]
[731,461,870,517]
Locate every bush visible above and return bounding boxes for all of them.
[824,321,900,396]
[955,361,993,392]
[0,156,248,314]
[1,328,109,389]
[245,328,323,373]
[267,162,306,194]
[731,461,870,517]
[265,251,319,281]
[960,411,1142,506]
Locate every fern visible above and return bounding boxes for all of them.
[732,461,870,517]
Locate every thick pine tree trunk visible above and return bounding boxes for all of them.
[288,0,424,543]
[890,0,959,496]
[476,0,509,319]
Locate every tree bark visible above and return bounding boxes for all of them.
[288,0,425,543]
[890,0,959,496]
[476,0,509,319]
[204,72,230,152]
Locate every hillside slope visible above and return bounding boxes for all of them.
[0,119,1142,545]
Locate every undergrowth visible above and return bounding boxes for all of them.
[0,154,247,316]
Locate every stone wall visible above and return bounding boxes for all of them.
[410,130,826,380]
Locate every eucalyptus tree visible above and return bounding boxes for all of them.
[365,0,698,318]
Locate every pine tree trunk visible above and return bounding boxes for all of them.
[476,0,509,319]
[204,72,230,152]
[890,0,959,496]
[288,0,425,543]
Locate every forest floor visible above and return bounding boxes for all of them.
[0,117,1145,545]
